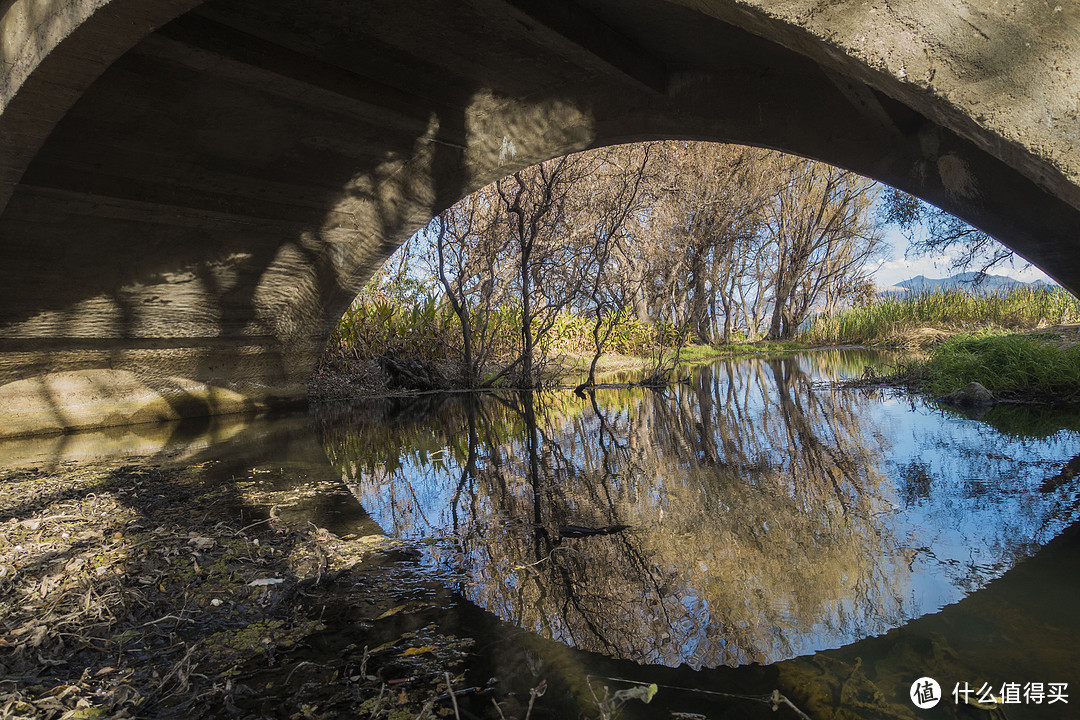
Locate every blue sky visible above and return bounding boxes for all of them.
[869,227,1056,288]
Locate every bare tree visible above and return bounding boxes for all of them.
[424,186,523,386]
[882,186,1012,280]
[376,141,890,383]
[574,144,653,391]
[492,156,581,388]
[764,158,883,339]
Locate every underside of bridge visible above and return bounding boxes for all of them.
[2,0,1080,437]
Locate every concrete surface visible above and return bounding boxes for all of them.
[2,0,1080,436]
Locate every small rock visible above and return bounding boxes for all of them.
[188,536,215,551]
[940,381,995,407]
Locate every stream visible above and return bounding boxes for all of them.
[2,349,1078,719]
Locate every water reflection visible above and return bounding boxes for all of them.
[321,352,1080,669]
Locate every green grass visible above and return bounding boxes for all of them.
[708,339,809,355]
[658,340,808,366]
[910,332,1080,399]
[802,287,1080,347]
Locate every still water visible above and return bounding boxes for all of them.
[330,351,1080,672]
[8,349,1080,718]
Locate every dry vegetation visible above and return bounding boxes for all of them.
[0,462,474,720]
[314,141,884,396]
[802,287,1080,348]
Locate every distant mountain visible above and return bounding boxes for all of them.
[890,272,1057,294]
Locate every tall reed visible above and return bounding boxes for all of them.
[801,287,1080,347]
[326,293,663,367]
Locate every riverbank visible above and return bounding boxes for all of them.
[907,328,1080,401]
[839,325,1080,406]
[5,351,1080,720]
[0,461,472,719]
[308,340,809,402]
[801,286,1080,348]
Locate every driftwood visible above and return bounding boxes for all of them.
[558,524,631,539]
[377,352,446,390]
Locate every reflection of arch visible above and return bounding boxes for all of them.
[3,0,1080,434]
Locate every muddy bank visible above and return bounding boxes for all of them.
[306,353,653,403]
[305,344,812,403]
[0,461,477,719]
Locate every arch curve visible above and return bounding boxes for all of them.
[2,0,1080,436]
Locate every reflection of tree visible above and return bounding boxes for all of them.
[321,356,928,668]
[582,357,913,666]
[321,353,1080,672]
[898,462,933,507]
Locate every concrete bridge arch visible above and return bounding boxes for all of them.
[2,0,1080,436]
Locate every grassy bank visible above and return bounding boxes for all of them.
[906,331,1080,400]
[555,340,809,388]
[802,287,1080,347]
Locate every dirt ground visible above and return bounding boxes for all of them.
[306,352,654,403]
[0,461,477,720]
[1029,323,1080,348]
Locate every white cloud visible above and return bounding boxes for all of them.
[866,228,1055,287]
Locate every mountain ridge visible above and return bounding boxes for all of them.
[889,272,1056,293]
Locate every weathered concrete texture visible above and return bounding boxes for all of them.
[687,0,1080,209]
[0,0,202,215]
[2,0,1080,437]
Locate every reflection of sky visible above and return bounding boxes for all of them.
[340,354,1080,668]
[876,396,1080,608]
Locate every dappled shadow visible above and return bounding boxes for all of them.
[0,0,487,435]
[5,0,1080,439]
[5,359,1080,717]
[0,413,395,718]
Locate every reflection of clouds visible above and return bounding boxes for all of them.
[327,354,1080,669]
[883,397,1080,603]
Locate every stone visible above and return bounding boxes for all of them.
[940,382,996,407]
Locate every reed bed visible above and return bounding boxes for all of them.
[325,292,669,366]
[801,287,1080,347]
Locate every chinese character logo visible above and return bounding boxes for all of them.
[911,677,942,709]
